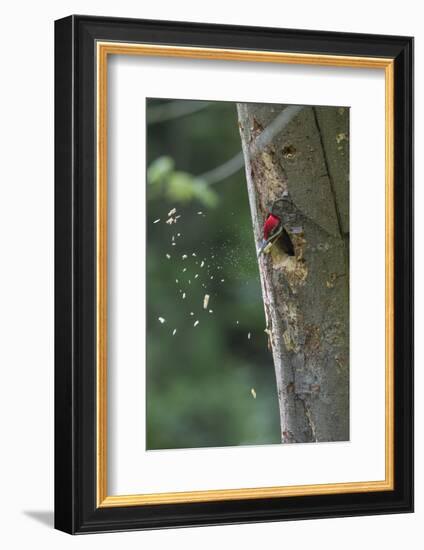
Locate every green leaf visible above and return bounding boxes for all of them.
[166,171,196,202]
[191,179,219,208]
[148,157,219,208]
[166,172,219,208]
[147,156,174,185]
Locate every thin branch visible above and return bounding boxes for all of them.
[200,152,245,184]
[251,105,304,153]
[199,106,304,185]
[147,100,211,125]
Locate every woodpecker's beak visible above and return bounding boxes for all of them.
[257,238,273,258]
[257,225,284,258]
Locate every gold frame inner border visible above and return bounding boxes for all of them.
[96,41,395,508]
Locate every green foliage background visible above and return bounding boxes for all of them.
[146,99,280,450]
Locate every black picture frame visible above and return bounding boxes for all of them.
[55,14,414,534]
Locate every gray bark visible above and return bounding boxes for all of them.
[237,103,349,443]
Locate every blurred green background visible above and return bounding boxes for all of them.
[146,98,280,450]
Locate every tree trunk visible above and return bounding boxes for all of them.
[237,103,349,443]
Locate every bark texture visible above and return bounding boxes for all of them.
[237,104,349,443]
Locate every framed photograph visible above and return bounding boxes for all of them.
[54,15,413,534]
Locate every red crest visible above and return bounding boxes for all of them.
[263,213,281,241]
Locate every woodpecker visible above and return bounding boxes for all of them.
[258,212,283,257]
[257,199,295,258]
